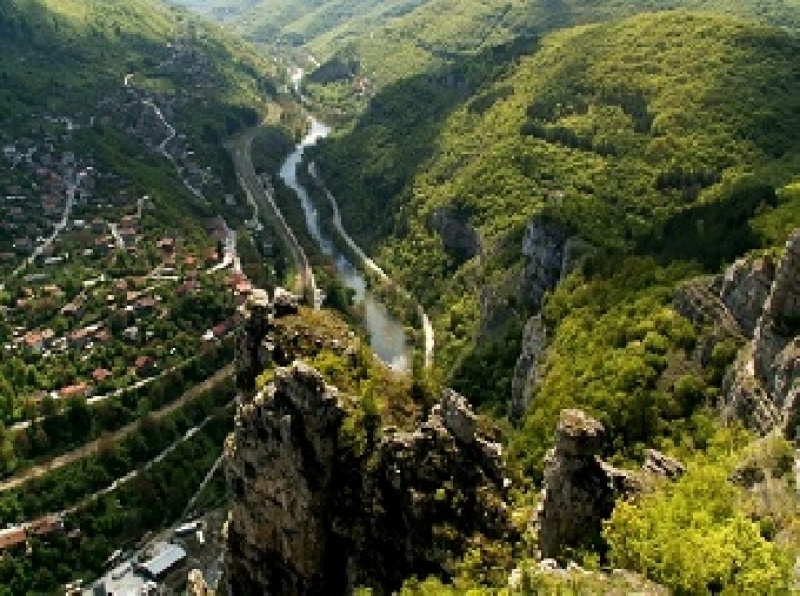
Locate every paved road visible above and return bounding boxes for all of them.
[0,364,234,493]
[309,164,435,368]
[228,128,318,305]
[11,176,78,278]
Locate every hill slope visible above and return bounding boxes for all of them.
[314,11,800,467]
[170,0,800,91]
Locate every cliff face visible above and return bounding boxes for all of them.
[510,217,591,421]
[537,410,683,558]
[673,229,800,437]
[225,291,514,596]
[721,231,800,437]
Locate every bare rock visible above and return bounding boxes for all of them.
[510,315,546,422]
[430,206,482,261]
[226,302,513,595]
[721,230,800,437]
[520,216,571,310]
[642,449,685,480]
[537,410,639,558]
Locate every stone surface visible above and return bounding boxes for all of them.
[721,230,800,438]
[226,294,514,595]
[642,449,685,480]
[717,254,776,336]
[537,410,639,558]
[519,216,571,310]
[510,315,546,422]
[510,217,588,422]
[430,206,482,261]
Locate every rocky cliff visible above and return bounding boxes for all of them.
[721,231,800,437]
[673,229,799,437]
[510,217,592,421]
[537,410,683,558]
[225,291,515,595]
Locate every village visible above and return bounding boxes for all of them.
[0,29,288,594]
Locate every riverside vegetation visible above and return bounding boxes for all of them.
[1,0,798,593]
[304,8,800,594]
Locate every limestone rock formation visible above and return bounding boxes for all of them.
[721,230,800,437]
[430,206,482,261]
[225,292,514,595]
[510,315,546,422]
[511,217,591,421]
[537,410,639,558]
[519,216,571,310]
[642,449,685,480]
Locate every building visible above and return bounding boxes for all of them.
[134,356,157,377]
[137,544,187,581]
[0,527,27,552]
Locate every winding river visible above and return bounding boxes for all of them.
[276,118,412,371]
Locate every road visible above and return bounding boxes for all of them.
[228,128,318,305]
[0,364,234,493]
[308,163,435,368]
[11,175,78,278]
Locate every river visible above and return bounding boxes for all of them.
[276,118,412,371]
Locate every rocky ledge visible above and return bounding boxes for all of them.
[537,409,683,558]
[225,291,515,596]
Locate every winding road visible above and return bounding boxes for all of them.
[0,364,234,494]
[228,128,318,306]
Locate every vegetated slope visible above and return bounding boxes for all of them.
[315,11,800,467]
[0,0,273,118]
[0,0,283,222]
[172,0,800,91]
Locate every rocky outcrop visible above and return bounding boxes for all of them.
[226,292,514,595]
[717,255,777,336]
[642,449,685,480]
[537,410,640,558]
[510,217,591,421]
[721,231,800,437]
[510,315,546,422]
[519,216,571,310]
[430,206,482,261]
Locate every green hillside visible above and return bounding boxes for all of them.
[170,0,800,97]
[314,10,800,471]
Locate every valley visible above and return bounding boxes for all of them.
[0,0,798,594]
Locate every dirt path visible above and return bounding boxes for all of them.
[0,364,234,493]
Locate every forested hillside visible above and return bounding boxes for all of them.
[314,10,800,466]
[170,0,800,96]
[0,1,285,591]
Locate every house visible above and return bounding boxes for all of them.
[0,527,27,552]
[134,356,157,377]
[156,237,175,253]
[91,217,106,233]
[136,297,157,313]
[92,368,113,383]
[118,227,137,247]
[122,326,139,342]
[68,327,92,349]
[61,302,82,318]
[23,329,54,352]
[59,382,89,400]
